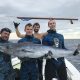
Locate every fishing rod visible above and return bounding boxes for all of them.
[17,16,78,20]
[0,16,78,24]
[17,16,78,24]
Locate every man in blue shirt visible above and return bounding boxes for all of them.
[42,19,67,80]
[0,28,15,80]
[18,23,41,80]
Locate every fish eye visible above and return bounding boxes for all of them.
[21,49,27,52]
[6,45,9,49]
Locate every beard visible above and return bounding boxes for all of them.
[34,29,39,33]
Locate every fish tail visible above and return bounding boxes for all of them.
[73,44,80,56]
[73,49,79,56]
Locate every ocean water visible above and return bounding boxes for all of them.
[11,39,80,72]
[64,39,80,72]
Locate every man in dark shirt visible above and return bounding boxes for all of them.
[14,22,47,80]
[0,28,15,80]
[18,23,41,80]
[42,19,67,80]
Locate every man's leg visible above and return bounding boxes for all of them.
[45,59,57,80]
[20,62,29,80]
[0,73,4,80]
[14,68,20,80]
[37,59,43,80]
[31,63,39,80]
[57,57,67,80]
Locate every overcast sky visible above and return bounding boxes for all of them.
[0,0,80,39]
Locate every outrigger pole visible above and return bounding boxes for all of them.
[17,17,78,24]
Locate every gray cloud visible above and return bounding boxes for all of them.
[0,0,80,17]
[0,0,80,38]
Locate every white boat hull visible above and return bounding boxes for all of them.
[65,59,80,80]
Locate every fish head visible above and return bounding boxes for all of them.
[0,44,8,53]
[0,43,13,53]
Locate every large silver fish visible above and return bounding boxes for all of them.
[0,42,80,58]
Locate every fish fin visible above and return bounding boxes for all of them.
[38,51,53,59]
[43,51,53,59]
[48,51,53,56]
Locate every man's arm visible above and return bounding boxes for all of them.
[39,32,48,39]
[16,27,25,38]
[13,22,25,38]
[42,32,48,37]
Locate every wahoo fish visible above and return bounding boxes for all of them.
[0,42,80,58]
